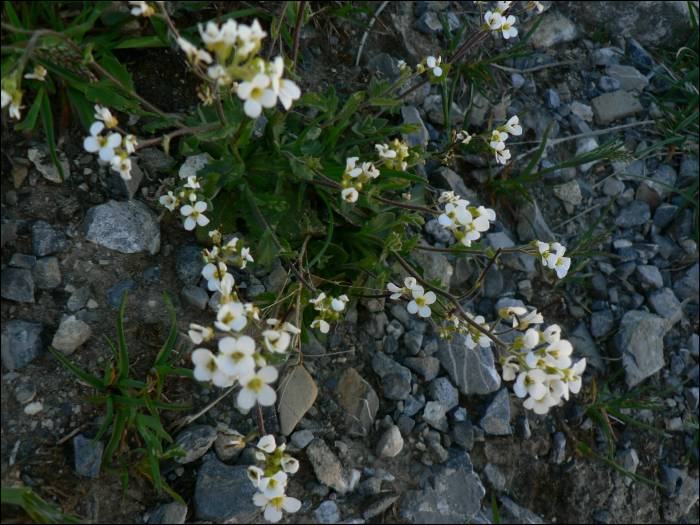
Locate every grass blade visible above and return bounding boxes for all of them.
[48,346,103,389]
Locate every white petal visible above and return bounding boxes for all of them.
[433,66,442,77]
[244,98,262,118]
[423,291,436,304]
[89,121,105,136]
[407,301,418,314]
[106,133,122,148]
[84,136,100,152]
[281,497,302,513]
[260,89,277,109]
[99,147,115,162]
[257,384,277,406]
[237,387,257,410]
[264,505,283,523]
[418,305,431,318]
[184,216,197,230]
[257,365,279,383]
[197,214,210,227]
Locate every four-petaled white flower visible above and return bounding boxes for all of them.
[501,115,522,136]
[485,11,503,30]
[181,201,210,230]
[177,37,213,66]
[281,456,299,473]
[361,162,380,181]
[237,365,278,409]
[344,157,362,178]
[375,143,397,160]
[331,295,349,311]
[203,262,234,291]
[238,74,277,118]
[237,246,254,269]
[192,348,230,387]
[456,131,472,144]
[252,492,302,523]
[207,64,233,86]
[159,191,179,211]
[544,339,573,369]
[248,465,265,487]
[490,129,509,150]
[94,105,119,128]
[514,309,544,329]
[188,323,213,344]
[262,329,291,354]
[311,319,330,333]
[219,335,256,378]
[124,134,137,154]
[407,286,436,318]
[562,358,586,394]
[499,355,520,381]
[341,187,359,203]
[523,393,556,414]
[113,156,132,180]
[260,471,288,499]
[216,301,248,332]
[83,121,122,162]
[514,369,547,399]
[24,65,47,81]
[426,55,442,77]
[438,201,470,230]
[501,15,518,39]
[258,435,277,453]
[543,325,561,343]
[278,79,301,110]
[494,142,511,165]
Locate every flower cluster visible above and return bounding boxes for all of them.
[310,293,349,333]
[129,0,155,17]
[484,2,518,39]
[437,191,496,247]
[498,322,586,414]
[1,70,25,120]
[416,55,443,77]
[376,138,411,171]
[176,18,301,118]
[534,241,571,279]
[490,115,522,164]
[387,278,437,319]
[159,169,215,231]
[340,156,380,203]
[82,105,137,180]
[444,311,492,348]
[248,435,301,523]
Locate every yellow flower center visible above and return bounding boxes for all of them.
[251,86,263,99]
[207,359,217,372]
[415,297,426,307]
[248,377,262,392]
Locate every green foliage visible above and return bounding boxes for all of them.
[1,486,82,524]
[48,291,190,504]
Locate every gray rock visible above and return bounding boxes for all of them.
[178,153,213,180]
[74,434,103,477]
[661,468,699,522]
[336,368,378,436]
[15,383,37,404]
[590,310,614,338]
[9,253,36,269]
[625,39,653,73]
[213,428,244,462]
[673,263,699,302]
[678,154,699,188]
[28,145,70,183]
[688,333,699,358]
[424,218,453,244]
[376,425,404,458]
[615,448,639,486]
[396,414,416,436]
[510,73,525,89]
[405,357,440,381]
[412,239,453,288]
[570,101,594,122]
[516,415,532,440]
[263,265,287,293]
[403,329,424,356]
[110,161,143,200]
[487,231,537,273]
[648,288,682,325]
[615,201,651,228]
[1,320,42,370]
[142,265,161,283]
[106,279,137,309]
[307,438,350,494]
[177,246,205,285]
[386,319,405,339]
[194,458,260,522]
[291,429,315,449]
[423,401,448,432]
[437,333,500,395]
[516,201,555,243]
[413,11,442,35]
[67,287,90,312]
[1,221,20,248]
[137,147,175,172]
[182,285,208,309]
[84,200,160,255]
[391,304,413,329]
[574,138,600,174]
[431,167,475,204]
[149,502,187,524]
[685,387,699,412]
[367,53,400,82]
[552,431,566,464]
[453,419,474,451]
[483,462,506,493]
[525,10,583,47]
[172,425,217,464]
[636,265,664,289]
[301,329,326,355]
[597,75,621,93]
[428,440,450,464]
[364,494,400,520]
[277,359,317,435]
[400,450,485,523]
[52,316,92,355]
[402,106,430,147]
[468,92,490,127]
[428,377,459,412]
[32,257,61,290]
[403,394,425,417]
[500,495,546,524]
[1,268,35,303]
[591,90,643,125]
[313,500,340,524]
[372,351,412,400]
[364,312,388,339]
[614,310,668,387]
[647,164,677,199]
[399,75,431,107]
[359,477,383,495]
[251,115,268,139]
[31,221,67,257]
[592,46,623,66]
[606,65,649,92]
[478,389,511,436]
[603,177,625,196]
[544,89,560,109]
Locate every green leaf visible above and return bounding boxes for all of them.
[143,116,179,133]
[100,53,134,91]
[48,346,104,389]
[15,88,43,131]
[85,85,133,110]
[39,93,65,182]
[359,212,396,237]
[257,229,278,266]
[90,396,114,448]
[102,406,128,469]
[154,292,178,366]
[116,290,129,378]
[179,135,200,156]
[66,85,95,130]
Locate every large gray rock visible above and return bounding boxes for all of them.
[1,268,35,303]
[478,389,512,436]
[591,90,643,125]
[516,201,555,243]
[523,9,583,47]
[74,434,102,478]
[31,221,68,256]
[194,458,260,523]
[401,106,430,147]
[149,502,187,525]
[1,320,42,370]
[410,238,453,289]
[648,288,682,325]
[306,438,350,494]
[32,257,61,290]
[400,450,485,523]
[336,368,378,436]
[171,425,217,464]
[673,263,698,302]
[372,351,412,400]
[437,333,500,395]
[568,321,605,374]
[614,310,668,388]
[277,357,318,435]
[606,65,649,92]
[84,199,160,255]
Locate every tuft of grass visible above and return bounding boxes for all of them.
[1,486,82,524]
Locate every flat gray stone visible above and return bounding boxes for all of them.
[336,368,378,437]
[499,495,546,524]
[673,263,698,302]
[402,106,430,147]
[405,357,440,381]
[428,377,459,412]
[84,199,160,255]
[9,253,36,269]
[291,429,315,449]
[182,285,208,310]
[437,333,500,395]
[149,502,187,524]
[194,458,260,523]
[307,438,350,494]
[648,287,682,325]
[277,357,318,435]
[372,351,412,400]
[524,9,583,47]
[313,500,340,524]
[67,287,90,312]
[614,310,668,388]
[172,425,217,464]
[74,434,103,478]
[411,238,453,288]
[52,316,92,355]
[423,401,448,432]
[615,201,651,228]
[636,265,663,289]
[1,268,35,303]
[376,425,404,458]
[569,322,604,377]
[606,65,649,92]
[478,388,512,436]
[28,144,70,183]
[32,257,61,290]
[30,221,66,256]
[137,147,175,172]
[516,201,555,243]
[1,320,42,370]
[177,246,205,286]
[591,90,643,125]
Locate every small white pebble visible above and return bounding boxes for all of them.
[24,402,43,415]
[86,299,98,309]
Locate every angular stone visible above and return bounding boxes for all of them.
[307,438,350,494]
[590,310,614,338]
[137,147,175,172]
[28,144,70,183]
[437,333,500,395]
[516,201,555,243]
[673,263,699,302]
[1,268,35,303]
[84,200,160,255]
[277,357,318,435]
[402,106,430,147]
[110,161,143,200]
[52,316,92,355]
[213,428,244,462]
[32,257,61,290]
[149,502,187,525]
[313,500,340,524]
[554,180,583,205]
[598,75,621,93]
[648,288,682,325]
[291,429,315,449]
[500,495,546,524]
[615,201,650,228]
[177,246,205,285]
[301,330,326,356]
[376,425,404,458]
[336,368,378,437]
[367,53,400,82]
[372,351,412,400]
[31,221,67,257]
[403,329,424,356]
[478,389,511,436]
[592,46,623,66]
[606,65,649,92]
[171,425,217,464]
[178,153,213,180]
[591,90,643,125]
[614,310,668,388]
[431,167,476,205]
[423,401,448,432]
[405,357,440,381]
[525,9,583,47]
[74,435,102,477]
[1,320,42,370]
[636,265,664,289]
[106,279,137,309]
[453,420,474,451]
[570,101,593,122]
[400,450,485,523]
[428,377,459,412]
[9,253,36,269]
[411,238,453,288]
[182,285,208,309]
[67,287,89,312]
[194,458,260,523]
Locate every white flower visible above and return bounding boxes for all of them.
[252,492,301,523]
[543,325,561,343]
[501,15,518,39]
[202,262,234,291]
[341,188,359,203]
[499,355,519,381]
[189,324,213,344]
[94,105,118,128]
[529,1,545,13]
[426,55,442,77]
[331,295,349,311]
[83,121,121,162]
[563,358,586,394]
[237,366,278,409]
[387,282,404,300]
[375,143,397,159]
[24,65,47,81]
[216,301,248,332]
[181,201,210,230]
[207,64,233,86]
[523,393,556,414]
[177,37,213,66]
[494,142,511,165]
[159,191,179,211]
[515,309,544,329]
[490,130,509,150]
[311,293,327,310]
[281,456,299,473]
[484,11,503,30]
[238,74,277,118]
[218,335,256,378]
[525,351,549,370]
[262,330,291,354]
[260,471,288,499]
[191,349,230,387]
[501,115,522,136]
[520,328,540,349]
[514,369,547,399]
[238,246,254,269]
[129,1,155,17]
[311,319,330,333]
[1,90,11,108]
[278,79,301,110]
[407,287,436,318]
[361,162,380,181]
[456,131,472,144]
[495,1,513,13]
[438,201,470,230]
[248,465,265,487]
[500,306,527,319]
[257,435,276,453]
[552,245,571,279]
[546,372,568,401]
[184,176,200,190]
[113,156,132,181]
[124,135,137,154]
[344,157,362,178]
[282,322,301,334]
[544,339,573,369]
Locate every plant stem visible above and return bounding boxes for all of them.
[135,126,221,149]
[291,1,307,73]
[455,248,502,300]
